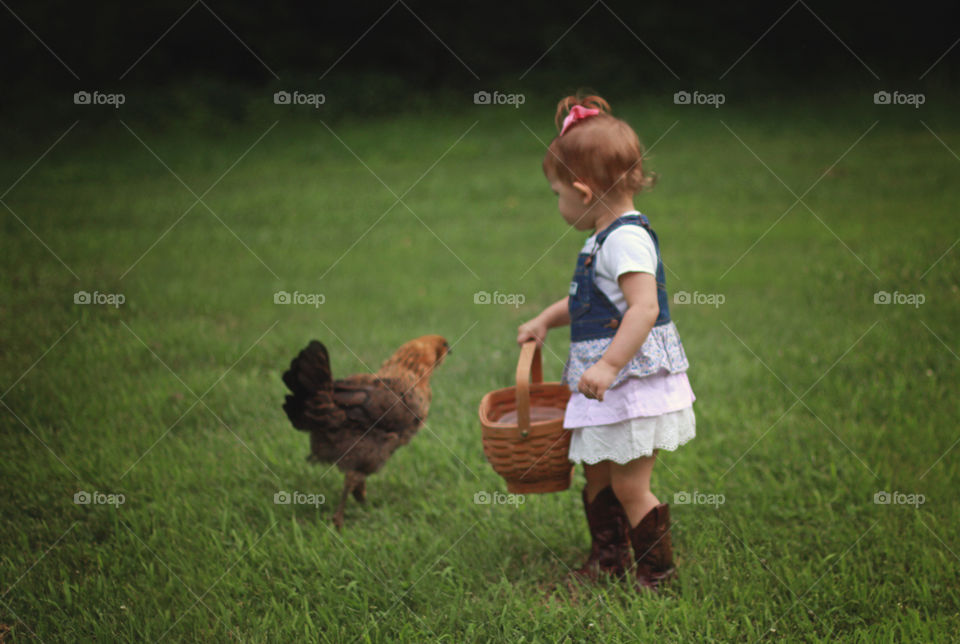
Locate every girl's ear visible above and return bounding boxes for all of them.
[572,181,594,205]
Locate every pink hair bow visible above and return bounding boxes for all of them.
[560,105,600,135]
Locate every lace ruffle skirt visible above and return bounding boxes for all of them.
[567,405,696,465]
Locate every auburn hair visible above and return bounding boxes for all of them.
[543,93,655,196]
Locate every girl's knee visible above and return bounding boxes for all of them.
[583,462,612,500]
[583,461,611,483]
[610,475,649,501]
[610,458,654,495]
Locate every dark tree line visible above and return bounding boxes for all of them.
[3,1,957,94]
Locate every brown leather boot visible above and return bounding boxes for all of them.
[569,486,631,583]
[627,503,676,591]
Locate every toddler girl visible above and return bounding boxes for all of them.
[517,95,695,591]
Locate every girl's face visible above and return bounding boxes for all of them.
[549,176,595,231]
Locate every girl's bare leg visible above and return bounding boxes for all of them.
[583,461,612,502]
[610,452,659,527]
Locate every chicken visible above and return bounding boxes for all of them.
[281,335,449,529]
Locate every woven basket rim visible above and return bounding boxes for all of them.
[478,383,569,429]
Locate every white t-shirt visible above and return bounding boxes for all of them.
[578,213,658,314]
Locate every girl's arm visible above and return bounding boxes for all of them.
[577,272,659,400]
[517,296,570,346]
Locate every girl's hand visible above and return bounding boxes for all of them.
[578,359,620,401]
[517,318,548,347]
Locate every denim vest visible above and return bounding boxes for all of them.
[569,214,671,342]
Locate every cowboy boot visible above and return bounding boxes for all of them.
[627,503,676,591]
[569,486,631,583]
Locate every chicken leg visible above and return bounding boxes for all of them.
[332,470,366,530]
[352,478,366,503]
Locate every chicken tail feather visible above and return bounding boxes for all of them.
[282,340,336,430]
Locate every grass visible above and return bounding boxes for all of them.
[2,91,959,642]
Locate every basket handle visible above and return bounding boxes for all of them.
[516,341,544,433]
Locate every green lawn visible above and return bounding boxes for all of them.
[2,92,959,642]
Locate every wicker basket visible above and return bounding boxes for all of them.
[478,341,573,494]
